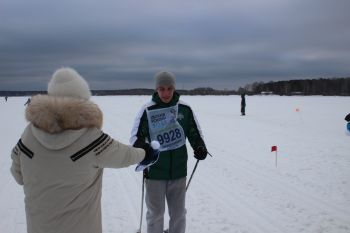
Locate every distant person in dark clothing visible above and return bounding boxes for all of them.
[24,98,31,106]
[241,94,246,116]
[5,96,8,102]
[345,113,350,122]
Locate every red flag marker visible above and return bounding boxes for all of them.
[271,146,278,167]
[271,146,277,152]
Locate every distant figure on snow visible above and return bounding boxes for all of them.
[10,67,157,233]
[24,97,31,106]
[241,93,246,116]
[5,96,8,102]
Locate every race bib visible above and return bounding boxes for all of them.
[146,105,186,152]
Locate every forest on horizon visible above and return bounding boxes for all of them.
[1,77,350,96]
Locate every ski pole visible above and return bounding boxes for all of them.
[186,150,213,191]
[136,174,146,233]
[186,159,199,191]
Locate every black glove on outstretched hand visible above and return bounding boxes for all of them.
[140,143,159,165]
[194,146,207,160]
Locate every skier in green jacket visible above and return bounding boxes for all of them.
[130,71,208,233]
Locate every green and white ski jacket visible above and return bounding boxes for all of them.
[130,92,206,180]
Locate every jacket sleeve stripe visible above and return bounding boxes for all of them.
[70,133,110,161]
[130,102,153,145]
[17,139,34,159]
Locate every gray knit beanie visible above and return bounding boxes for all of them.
[155,71,176,89]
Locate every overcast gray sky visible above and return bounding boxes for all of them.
[1,0,350,90]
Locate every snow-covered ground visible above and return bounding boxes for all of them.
[1,95,349,233]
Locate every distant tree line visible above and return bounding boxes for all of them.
[92,88,236,96]
[2,78,350,96]
[177,88,236,95]
[240,77,350,96]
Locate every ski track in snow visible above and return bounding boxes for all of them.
[1,96,350,233]
[203,149,350,233]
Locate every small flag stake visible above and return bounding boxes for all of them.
[271,146,278,167]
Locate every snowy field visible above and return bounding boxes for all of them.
[1,95,349,233]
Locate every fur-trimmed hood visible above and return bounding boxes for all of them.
[26,95,103,133]
[25,95,103,150]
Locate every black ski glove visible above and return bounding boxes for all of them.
[140,143,159,165]
[194,146,207,160]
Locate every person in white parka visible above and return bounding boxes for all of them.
[10,67,150,233]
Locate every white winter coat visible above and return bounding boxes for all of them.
[10,95,145,233]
